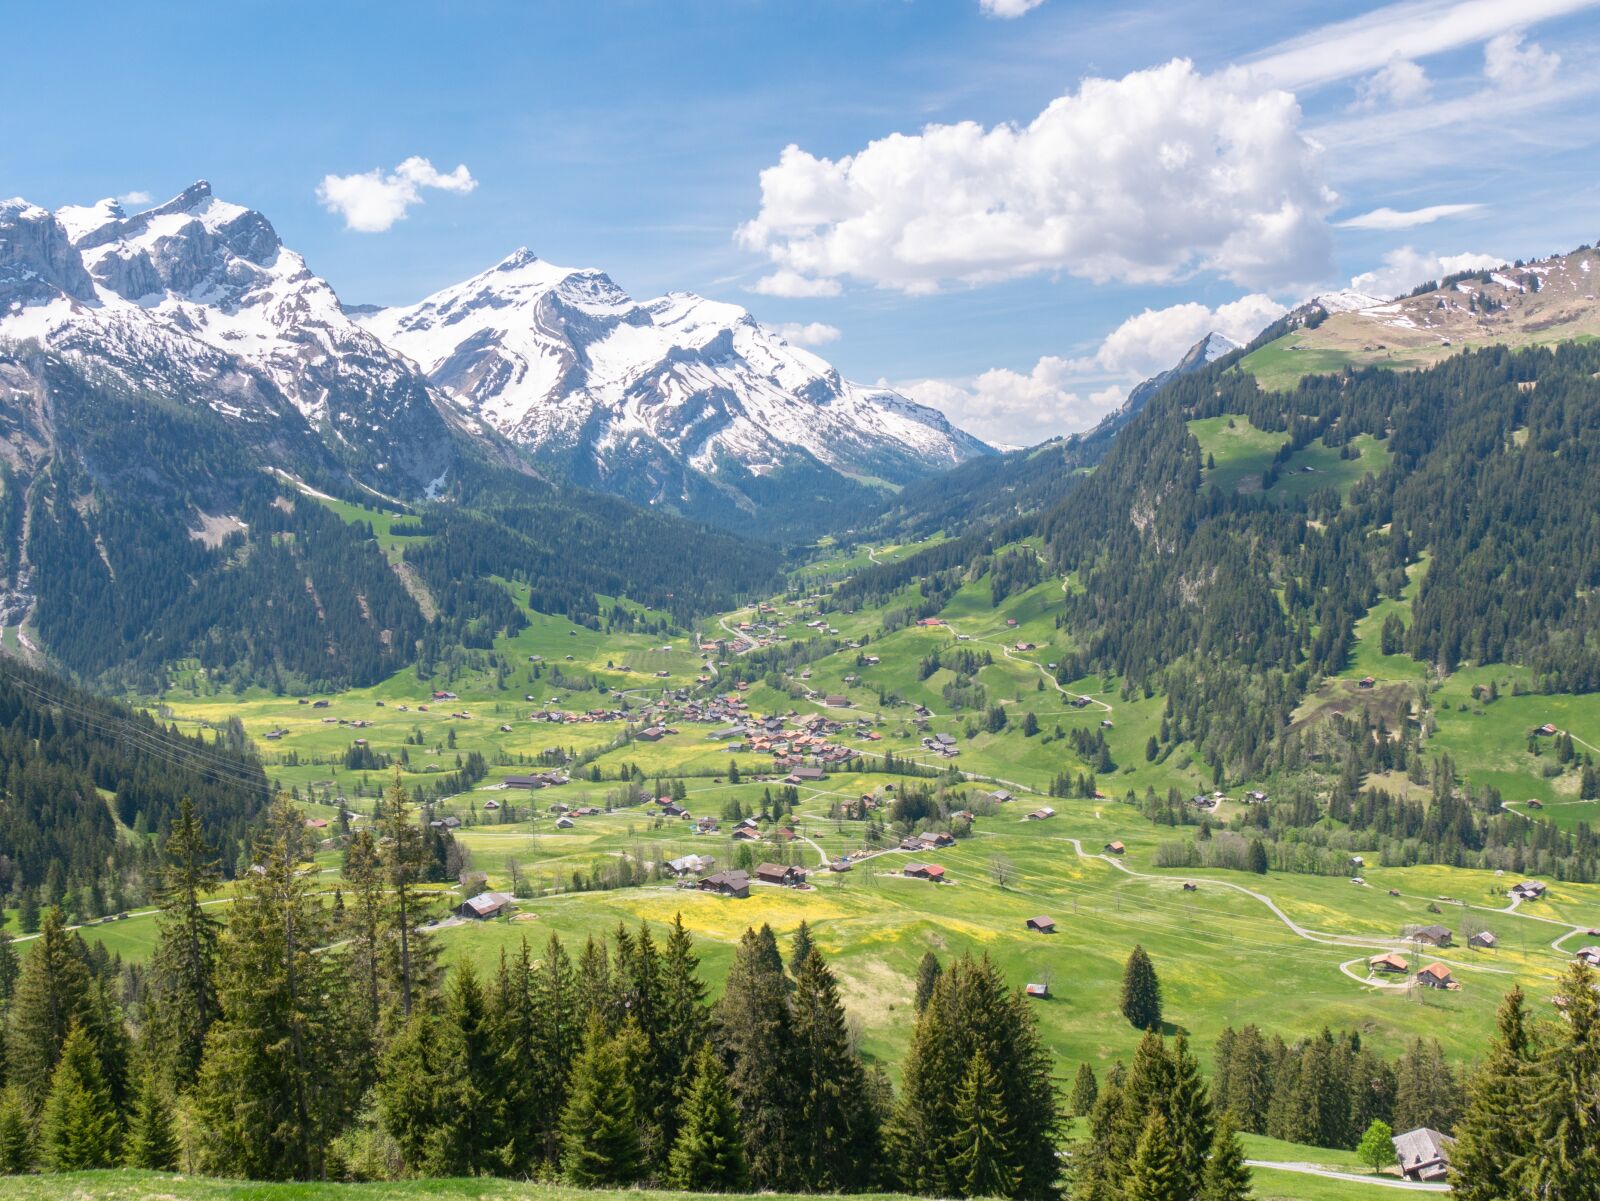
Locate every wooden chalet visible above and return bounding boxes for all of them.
[456,891,515,920]
[1409,924,1453,947]
[1416,962,1456,989]
[755,862,806,887]
[1369,952,1409,974]
[1025,916,1057,934]
[699,870,751,899]
[1392,1128,1454,1182]
[1104,840,1126,854]
[1025,982,1049,999]
[903,863,946,881]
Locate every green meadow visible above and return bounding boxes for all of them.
[87,526,1600,1104]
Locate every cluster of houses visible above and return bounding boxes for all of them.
[1509,879,1547,901]
[920,731,961,758]
[677,860,811,899]
[1368,953,1462,989]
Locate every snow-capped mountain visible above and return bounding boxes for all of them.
[1,181,486,497]
[360,249,992,520]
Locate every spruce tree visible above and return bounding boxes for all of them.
[914,950,942,1013]
[560,1019,644,1186]
[1521,962,1600,1201]
[1166,1032,1214,1197]
[38,1021,120,1170]
[1070,1061,1099,1117]
[146,796,222,1089]
[656,914,709,1159]
[376,1005,467,1177]
[891,953,1059,1200]
[7,906,97,1105]
[124,1063,180,1170]
[791,947,879,1190]
[1202,1113,1253,1201]
[0,929,18,1007]
[789,920,816,977]
[378,778,441,1016]
[1126,1111,1183,1201]
[0,1086,34,1174]
[667,1043,749,1191]
[948,1049,1021,1198]
[191,793,343,1180]
[1120,944,1163,1031]
[533,933,584,1165]
[715,924,798,1189]
[1451,986,1533,1201]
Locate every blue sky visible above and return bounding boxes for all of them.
[6,0,1600,445]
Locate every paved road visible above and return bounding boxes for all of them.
[1247,1161,1449,1192]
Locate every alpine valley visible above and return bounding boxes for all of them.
[4,190,1600,1201]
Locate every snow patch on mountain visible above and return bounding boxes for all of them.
[361,249,991,494]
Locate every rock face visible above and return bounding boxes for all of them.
[0,181,478,497]
[361,249,993,526]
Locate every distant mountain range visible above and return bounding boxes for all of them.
[362,249,992,532]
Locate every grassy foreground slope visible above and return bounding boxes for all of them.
[0,1167,1422,1201]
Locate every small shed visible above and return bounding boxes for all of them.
[1025,916,1057,934]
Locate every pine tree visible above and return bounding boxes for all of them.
[560,1019,644,1185]
[891,953,1059,1200]
[376,1004,467,1177]
[791,947,879,1190]
[1120,945,1163,1032]
[789,921,815,978]
[667,1043,749,1191]
[947,1049,1021,1198]
[1202,1113,1253,1201]
[1451,986,1533,1201]
[0,1086,35,1174]
[1070,1062,1099,1117]
[0,929,18,1007]
[124,1063,180,1170]
[191,793,343,1180]
[1356,1119,1393,1175]
[1126,1110,1183,1201]
[6,906,93,1104]
[146,796,222,1089]
[1521,962,1600,1201]
[715,924,797,1189]
[1166,1032,1214,1196]
[914,950,942,1013]
[533,933,585,1165]
[378,777,441,1017]
[655,915,709,1159]
[38,1021,120,1170]
[446,962,498,1175]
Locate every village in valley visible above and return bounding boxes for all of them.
[110,517,1600,1197]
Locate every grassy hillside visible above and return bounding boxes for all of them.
[49,539,1589,1093]
[1238,246,1600,392]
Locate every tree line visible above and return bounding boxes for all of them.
[0,783,1059,1196]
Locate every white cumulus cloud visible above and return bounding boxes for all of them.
[748,270,843,298]
[980,0,1046,17]
[1349,246,1507,298]
[1351,58,1431,109]
[1484,30,1561,90]
[903,294,1285,447]
[737,59,1335,295]
[1336,202,1482,229]
[117,190,153,208]
[317,156,478,233]
[773,321,842,347]
[902,365,1119,448]
[1093,295,1287,378]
